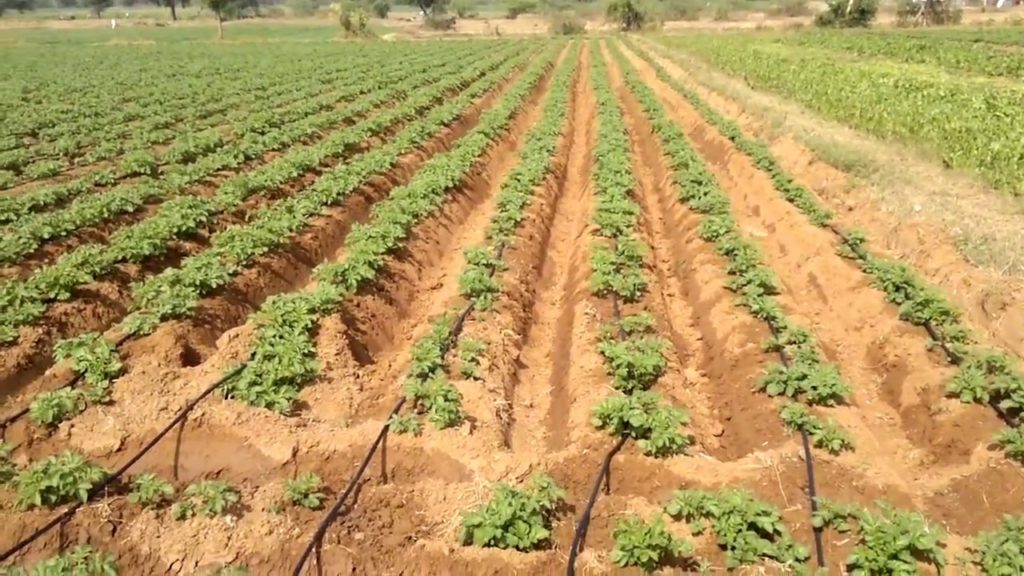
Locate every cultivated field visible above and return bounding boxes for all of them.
[1,32,1024,575]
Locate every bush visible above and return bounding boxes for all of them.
[371,0,390,17]
[505,0,536,17]
[334,2,370,32]
[549,12,585,33]
[606,0,646,29]
[287,0,318,16]
[815,0,877,27]
[895,0,961,26]
[451,0,476,16]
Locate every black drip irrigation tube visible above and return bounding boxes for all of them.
[565,291,630,576]
[565,435,627,576]
[0,361,250,564]
[765,322,826,569]
[825,222,1021,429]
[292,244,509,575]
[0,332,133,438]
[290,395,406,576]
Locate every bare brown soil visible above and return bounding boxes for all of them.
[3,39,1024,576]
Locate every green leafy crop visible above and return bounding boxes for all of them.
[29,388,87,428]
[387,413,423,436]
[0,545,117,576]
[460,473,566,551]
[589,238,649,303]
[592,391,690,457]
[812,499,945,574]
[405,374,464,429]
[0,441,16,485]
[995,426,1024,462]
[846,504,946,575]
[812,497,863,534]
[664,489,809,569]
[757,354,849,407]
[970,514,1024,574]
[612,515,692,573]
[53,332,122,397]
[458,246,506,311]
[127,473,175,508]
[408,314,454,381]
[284,472,326,510]
[597,335,668,394]
[779,403,854,455]
[172,480,240,520]
[14,452,108,509]
[457,338,487,379]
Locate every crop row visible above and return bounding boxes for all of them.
[618,42,854,457]
[655,34,1024,196]
[0,42,520,349]
[610,39,1009,573]
[0,44,389,175]
[2,45,560,571]
[391,45,578,436]
[564,42,693,574]
[121,46,531,339]
[11,46,535,430]
[0,59,348,192]
[0,51,393,221]
[227,44,558,415]
[0,43,492,267]
[633,39,1024,463]
[321,45,579,568]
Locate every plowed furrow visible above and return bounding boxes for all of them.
[1,57,535,462]
[618,43,995,476]
[603,42,790,461]
[311,51,565,446]
[506,48,598,454]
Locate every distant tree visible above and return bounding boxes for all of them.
[206,0,229,37]
[331,1,368,32]
[606,0,645,29]
[85,0,112,16]
[223,0,258,18]
[815,0,877,26]
[415,0,446,16]
[160,0,178,20]
[370,0,388,17]
[505,0,535,18]
[0,0,37,17]
[55,0,79,8]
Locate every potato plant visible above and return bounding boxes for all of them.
[612,515,692,573]
[665,489,809,569]
[284,472,326,510]
[128,474,175,508]
[14,452,108,510]
[460,473,566,551]
[172,480,240,520]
